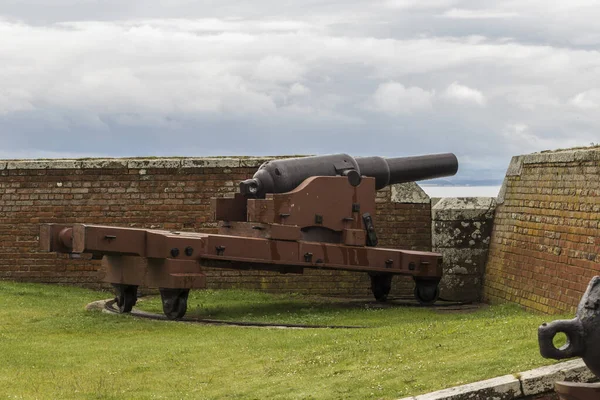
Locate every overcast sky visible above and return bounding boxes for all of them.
[1,1,599,183]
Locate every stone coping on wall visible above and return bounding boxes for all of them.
[391,182,430,204]
[497,147,600,204]
[432,197,497,221]
[1,156,432,205]
[397,359,596,400]
[0,156,305,170]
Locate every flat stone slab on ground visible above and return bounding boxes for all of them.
[398,359,596,400]
[519,359,597,396]
[400,375,521,400]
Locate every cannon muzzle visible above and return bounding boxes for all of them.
[356,153,458,190]
[240,153,458,198]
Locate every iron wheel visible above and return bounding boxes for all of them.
[112,284,138,313]
[414,281,440,305]
[369,273,393,302]
[159,288,190,320]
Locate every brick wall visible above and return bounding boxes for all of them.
[0,157,432,297]
[484,147,600,314]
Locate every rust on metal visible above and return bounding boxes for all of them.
[246,198,275,223]
[260,176,375,232]
[217,221,302,241]
[39,224,73,253]
[342,229,366,246]
[212,193,247,222]
[102,256,207,289]
[40,153,459,319]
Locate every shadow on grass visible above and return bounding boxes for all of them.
[137,293,485,325]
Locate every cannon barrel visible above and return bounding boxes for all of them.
[240,153,458,198]
[356,153,459,189]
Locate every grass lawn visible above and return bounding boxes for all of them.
[0,281,569,400]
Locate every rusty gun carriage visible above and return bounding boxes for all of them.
[40,153,458,319]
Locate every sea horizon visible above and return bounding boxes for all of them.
[420,185,502,198]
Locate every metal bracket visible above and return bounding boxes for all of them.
[362,213,378,246]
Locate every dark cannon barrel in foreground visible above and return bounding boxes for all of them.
[240,153,458,198]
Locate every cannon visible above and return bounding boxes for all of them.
[40,153,458,319]
[538,276,600,399]
[240,153,458,198]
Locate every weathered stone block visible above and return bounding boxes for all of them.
[573,149,600,161]
[181,158,240,168]
[409,374,521,400]
[439,273,481,302]
[497,180,508,205]
[432,197,496,221]
[80,159,128,169]
[432,196,496,303]
[520,359,596,396]
[391,182,430,204]
[432,219,493,249]
[434,248,489,275]
[523,152,575,165]
[6,160,80,169]
[239,157,274,168]
[397,359,598,400]
[506,156,524,176]
[127,159,182,169]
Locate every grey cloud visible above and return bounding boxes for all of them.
[1,1,599,185]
